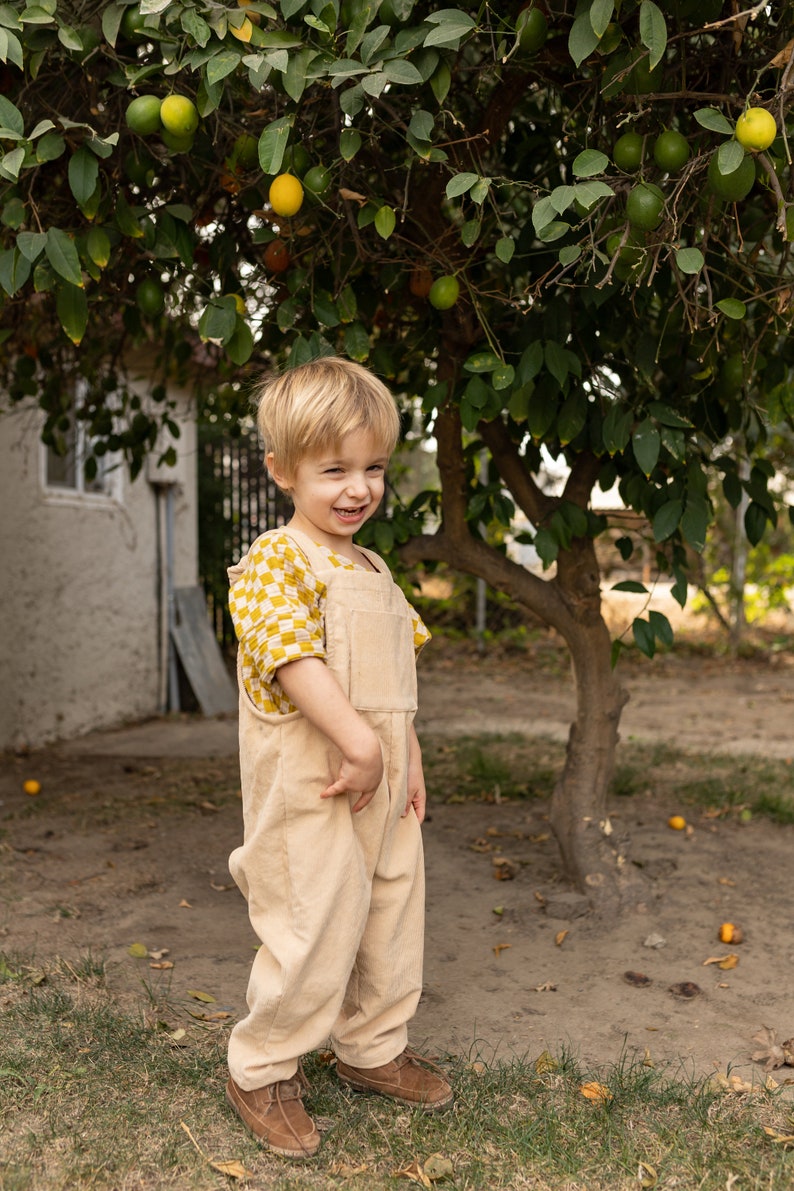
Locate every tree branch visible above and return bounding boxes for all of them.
[477,416,556,526]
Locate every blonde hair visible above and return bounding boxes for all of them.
[256,356,400,479]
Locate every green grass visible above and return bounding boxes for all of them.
[421,732,794,824]
[1,956,792,1190]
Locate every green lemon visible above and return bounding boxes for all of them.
[283,143,310,177]
[626,182,665,230]
[136,277,165,318]
[516,7,548,54]
[612,131,644,172]
[233,133,259,170]
[120,4,147,41]
[303,164,331,196]
[428,275,460,310]
[652,129,690,173]
[125,95,162,137]
[161,129,194,154]
[707,151,755,201]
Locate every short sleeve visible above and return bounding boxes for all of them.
[229,532,327,690]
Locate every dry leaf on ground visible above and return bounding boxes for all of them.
[580,1081,612,1103]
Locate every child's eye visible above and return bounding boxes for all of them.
[367,464,385,474]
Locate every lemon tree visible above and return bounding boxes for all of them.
[3,0,793,913]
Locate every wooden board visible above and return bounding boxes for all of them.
[171,586,238,717]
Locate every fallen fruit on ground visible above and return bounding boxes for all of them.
[160,94,199,137]
[668,815,686,830]
[125,95,162,136]
[269,173,304,216]
[428,275,460,310]
[735,107,776,152]
[719,922,744,944]
[23,779,41,795]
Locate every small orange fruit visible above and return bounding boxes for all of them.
[719,922,743,944]
[263,238,290,272]
[23,779,41,796]
[667,815,686,830]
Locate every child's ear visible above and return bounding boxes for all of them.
[266,452,292,493]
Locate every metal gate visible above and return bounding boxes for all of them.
[198,422,290,650]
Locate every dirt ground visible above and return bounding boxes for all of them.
[2,625,794,1093]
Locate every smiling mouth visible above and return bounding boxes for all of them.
[334,505,367,518]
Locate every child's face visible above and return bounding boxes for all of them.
[268,429,389,553]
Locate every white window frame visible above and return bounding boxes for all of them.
[41,384,123,506]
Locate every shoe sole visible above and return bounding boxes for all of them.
[225,1084,321,1159]
[336,1073,454,1112]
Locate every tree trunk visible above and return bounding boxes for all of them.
[547,537,638,916]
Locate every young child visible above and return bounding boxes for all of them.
[225,356,452,1159]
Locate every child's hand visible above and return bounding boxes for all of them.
[321,732,383,813]
[404,727,427,824]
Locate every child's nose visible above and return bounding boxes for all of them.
[345,472,369,495]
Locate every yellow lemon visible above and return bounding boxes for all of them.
[269,173,304,217]
[160,95,199,137]
[23,779,41,796]
[667,815,686,830]
[735,107,776,152]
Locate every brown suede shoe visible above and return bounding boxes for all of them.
[335,1047,453,1112]
[225,1073,321,1158]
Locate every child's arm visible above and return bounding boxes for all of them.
[277,656,384,813]
[405,724,427,824]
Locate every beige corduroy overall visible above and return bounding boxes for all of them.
[227,527,426,1092]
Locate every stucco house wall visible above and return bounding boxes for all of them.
[0,375,198,751]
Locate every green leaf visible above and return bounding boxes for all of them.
[675,247,704,275]
[492,364,515,390]
[45,227,83,287]
[649,609,674,647]
[744,501,768,546]
[717,139,745,174]
[198,297,237,343]
[517,340,544,384]
[422,10,476,49]
[226,319,254,366]
[646,401,692,428]
[344,320,370,361]
[681,497,709,552]
[612,580,647,593]
[639,0,666,69]
[470,178,490,204]
[544,340,569,389]
[284,47,315,100]
[68,146,99,206]
[0,246,31,295]
[651,498,682,541]
[550,185,576,214]
[374,204,396,239]
[632,418,660,476]
[446,171,477,199]
[632,616,656,658]
[339,128,362,160]
[0,28,23,69]
[527,386,559,439]
[568,11,600,67]
[16,230,46,261]
[0,97,23,137]
[534,527,559,567]
[36,131,65,162]
[0,146,24,181]
[258,116,293,174]
[460,217,479,246]
[313,289,340,327]
[571,149,609,178]
[382,58,423,84]
[559,244,582,266]
[602,405,633,455]
[715,298,746,320]
[206,48,242,87]
[694,107,733,135]
[495,236,514,263]
[557,389,588,444]
[589,0,614,38]
[56,283,88,344]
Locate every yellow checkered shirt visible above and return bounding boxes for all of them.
[229,529,430,715]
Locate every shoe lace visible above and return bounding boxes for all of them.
[399,1047,447,1077]
[275,1061,314,1156]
